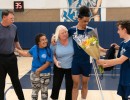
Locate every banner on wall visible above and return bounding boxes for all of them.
[60,0,130,22]
[60,0,102,22]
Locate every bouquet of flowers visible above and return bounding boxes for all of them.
[73,28,104,74]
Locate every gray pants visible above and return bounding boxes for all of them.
[30,72,51,100]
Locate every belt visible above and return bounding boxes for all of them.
[0,53,14,57]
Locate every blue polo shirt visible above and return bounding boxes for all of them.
[29,45,53,73]
[51,37,74,69]
[117,40,130,86]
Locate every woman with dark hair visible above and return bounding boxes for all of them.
[68,6,106,100]
[16,33,53,100]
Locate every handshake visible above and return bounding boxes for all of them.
[97,43,119,69]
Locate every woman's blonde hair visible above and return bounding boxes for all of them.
[54,25,68,42]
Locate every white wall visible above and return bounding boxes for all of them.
[0,0,68,9]
[1,0,130,9]
[101,0,130,21]
[102,0,130,7]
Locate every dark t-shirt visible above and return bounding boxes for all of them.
[0,23,18,54]
[117,40,130,86]
[68,26,94,63]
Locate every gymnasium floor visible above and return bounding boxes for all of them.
[5,56,122,100]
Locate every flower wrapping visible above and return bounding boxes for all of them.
[73,28,104,73]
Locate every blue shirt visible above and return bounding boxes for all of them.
[51,37,74,69]
[29,45,53,73]
[117,40,130,86]
[68,26,94,63]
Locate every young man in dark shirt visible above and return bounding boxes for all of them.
[98,20,130,100]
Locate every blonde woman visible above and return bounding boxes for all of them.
[50,25,74,100]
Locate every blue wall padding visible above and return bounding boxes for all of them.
[15,22,122,49]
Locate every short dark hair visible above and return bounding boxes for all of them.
[117,20,130,34]
[78,6,90,18]
[1,10,14,18]
[35,33,46,45]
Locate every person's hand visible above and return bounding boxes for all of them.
[111,43,119,50]
[97,59,112,68]
[96,59,105,66]
[15,48,19,52]
[51,34,56,46]
[111,43,117,46]
[35,69,40,77]
[93,8,99,15]
[56,61,61,68]
[14,48,21,57]
[104,49,108,53]
[102,63,111,68]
